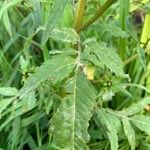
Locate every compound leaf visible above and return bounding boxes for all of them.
[20,55,76,98]
[84,42,126,78]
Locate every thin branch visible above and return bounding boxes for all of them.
[77,0,117,33]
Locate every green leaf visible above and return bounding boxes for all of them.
[50,72,97,149]
[42,0,68,44]
[122,97,150,116]
[50,27,80,44]
[21,111,46,127]
[0,55,76,130]
[136,46,146,70]
[119,0,129,30]
[131,115,150,134]
[19,55,29,74]
[99,22,128,38]
[0,0,22,20]
[84,42,126,78]
[20,54,76,98]
[0,94,39,130]
[21,91,36,112]
[26,132,37,149]
[3,9,12,36]
[62,4,74,27]
[97,110,119,150]
[0,87,19,96]
[89,141,109,150]
[8,117,21,150]
[0,98,13,115]
[122,118,136,150]
[82,50,104,68]
[44,97,53,115]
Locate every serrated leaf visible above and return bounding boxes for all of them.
[122,97,150,116]
[20,55,76,98]
[99,22,128,38]
[122,118,136,150]
[84,42,126,78]
[131,115,150,134]
[0,54,75,130]
[50,73,97,150]
[50,28,80,44]
[82,49,104,67]
[97,110,119,150]
[0,87,19,96]
[41,0,68,44]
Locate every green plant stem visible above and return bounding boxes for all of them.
[124,54,138,65]
[77,0,117,33]
[36,123,41,147]
[74,0,86,31]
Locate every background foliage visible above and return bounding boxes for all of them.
[0,0,150,150]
